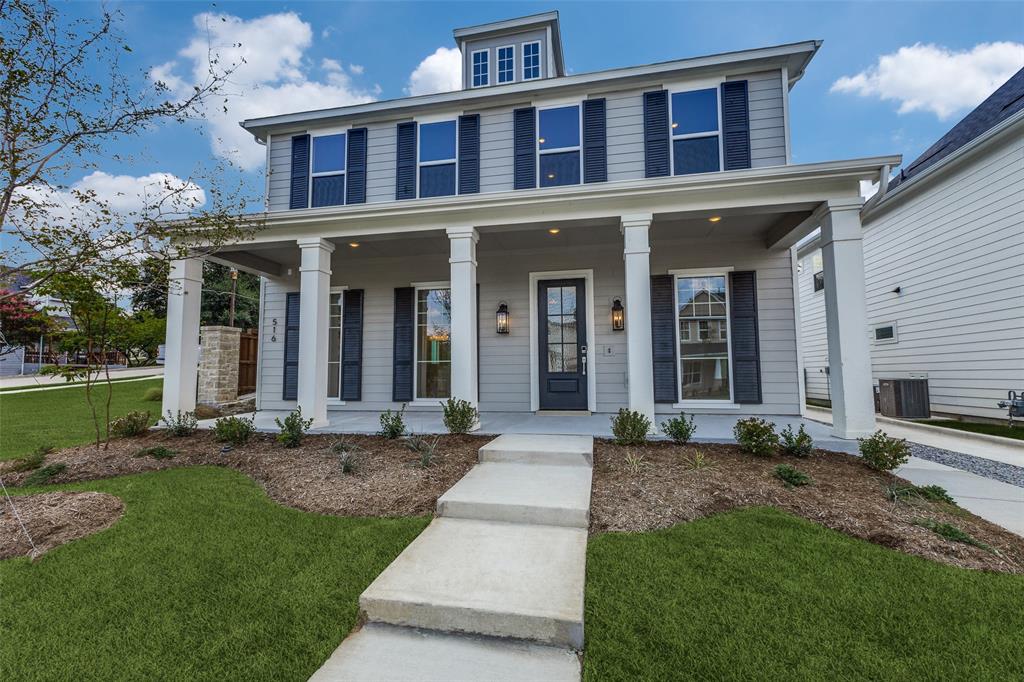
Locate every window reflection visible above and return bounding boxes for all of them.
[677,276,730,400]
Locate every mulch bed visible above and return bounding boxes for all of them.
[1,491,124,560]
[1,431,488,518]
[591,440,1024,574]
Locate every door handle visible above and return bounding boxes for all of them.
[581,345,588,376]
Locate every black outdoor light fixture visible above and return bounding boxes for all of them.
[496,302,510,334]
[611,299,625,331]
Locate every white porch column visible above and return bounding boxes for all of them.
[162,258,203,417]
[820,202,876,439]
[447,226,479,421]
[296,237,334,427]
[621,214,655,426]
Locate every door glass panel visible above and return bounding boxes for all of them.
[561,286,577,314]
[547,345,563,372]
[561,316,577,342]
[547,287,562,315]
[544,285,581,374]
[562,345,578,372]
[547,318,562,344]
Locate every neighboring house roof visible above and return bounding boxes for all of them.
[888,67,1024,190]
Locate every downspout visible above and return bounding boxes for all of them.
[860,163,891,214]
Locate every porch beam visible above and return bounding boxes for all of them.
[162,258,203,417]
[447,226,480,427]
[621,214,655,428]
[202,250,284,278]
[296,237,334,428]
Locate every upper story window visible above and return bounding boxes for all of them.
[670,88,721,176]
[522,41,541,80]
[497,45,515,84]
[538,105,580,187]
[471,49,489,87]
[311,132,346,207]
[419,120,457,198]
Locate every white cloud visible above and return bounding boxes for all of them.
[349,63,364,75]
[832,42,1024,119]
[154,12,376,170]
[407,47,462,96]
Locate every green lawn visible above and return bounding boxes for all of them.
[1,467,429,681]
[920,419,1024,441]
[0,378,163,459]
[585,507,1024,681]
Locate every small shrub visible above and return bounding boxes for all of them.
[11,444,52,473]
[142,386,163,402]
[379,405,407,439]
[774,463,811,488]
[858,430,910,471]
[913,518,990,551]
[331,437,365,475]
[684,451,714,470]
[624,451,645,474]
[661,413,697,445]
[162,410,198,437]
[134,445,176,460]
[611,408,651,446]
[779,424,813,457]
[888,484,957,506]
[442,398,478,434]
[275,407,313,448]
[22,463,67,487]
[404,433,440,468]
[110,411,151,438]
[733,417,779,457]
[213,415,257,445]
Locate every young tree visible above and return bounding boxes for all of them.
[0,288,54,355]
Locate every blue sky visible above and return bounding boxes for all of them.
[37,1,1024,213]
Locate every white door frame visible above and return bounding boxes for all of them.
[529,269,598,412]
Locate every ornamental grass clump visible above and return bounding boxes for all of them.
[733,417,779,457]
[442,398,478,434]
[611,409,651,446]
[275,408,313,448]
[661,413,697,445]
[858,430,910,472]
[404,433,440,468]
[779,424,813,458]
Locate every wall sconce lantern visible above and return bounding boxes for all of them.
[611,299,625,331]
[496,302,510,334]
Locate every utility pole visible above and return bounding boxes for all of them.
[228,269,238,327]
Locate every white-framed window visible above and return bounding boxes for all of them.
[522,41,541,80]
[415,285,451,400]
[497,45,515,84]
[310,131,347,207]
[811,253,824,292]
[537,103,581,187]
[669,87,722,176]
[673,271,733,402]
[471,49,489,87]
[418,120,457,198]
[873,321,898,345]
[327,287,346,399]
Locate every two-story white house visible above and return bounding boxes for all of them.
[161,11,898,439]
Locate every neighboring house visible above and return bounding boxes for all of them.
[162,11,898,438]
[798,68,1024,422]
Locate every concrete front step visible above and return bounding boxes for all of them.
[437,461,592,528]
[309,623,581,682]
[479,434,594,467]
[359,518,587,648]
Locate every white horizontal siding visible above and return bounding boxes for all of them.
[730,71,786,168]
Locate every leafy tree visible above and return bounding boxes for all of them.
[0,288,54,355]
[130,258,260,329]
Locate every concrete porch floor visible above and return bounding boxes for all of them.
[200,410,860,453]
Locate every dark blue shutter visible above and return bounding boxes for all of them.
[282,292,301,400]
[643,91,670,178]
[458,114,480,194]
[346,128,368,204]
[340,289,363,401]
[289,135,310,209]
[392,287,415,401]
[729,271,762,404]
[582,98,607,184]
[513,107,536,190]
[721,81,751,170]
[650,274,678,403]
[396,122,417,200]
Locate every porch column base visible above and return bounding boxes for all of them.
[162,258,203,418]
[621,214,655,429]
[296,238,334,428]
[448,226,480,430]
[821,201,876,439]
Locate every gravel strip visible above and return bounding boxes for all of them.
[909,443,1024,488]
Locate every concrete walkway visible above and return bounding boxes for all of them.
[310,434,592,681]
[0,366,163,392]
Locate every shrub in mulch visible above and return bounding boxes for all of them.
[590,439,1024,574]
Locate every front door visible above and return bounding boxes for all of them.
[538,279,588,410]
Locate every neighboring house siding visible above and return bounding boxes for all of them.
[729,71,786,168]
[797,253,830,402]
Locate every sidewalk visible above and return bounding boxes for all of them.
[0,366,163,391]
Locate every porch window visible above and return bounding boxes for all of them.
[327,291,343,398]
[419,121,457,198]
[676,274,731,401]
[416,287,451,399]
[538,105,580,187]
[497,45,515,83]
[812,253,825,292]
[522,41,541,80]
[311,133,346,207]
[471,49,489,87]
[670,88,721,175]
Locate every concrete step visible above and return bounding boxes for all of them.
[437,462,592,528]
[309,623,580,681]
[359,518,587,648]
[479,434,593,467]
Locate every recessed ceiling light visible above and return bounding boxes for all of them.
[547,173,556,179]
[548,228,561,235]
[671,122,679,129]
[538,137,546,143]
[349,242,360,248]
[708,216,722,223]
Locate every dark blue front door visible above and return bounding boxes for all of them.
[538,279,588,410]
